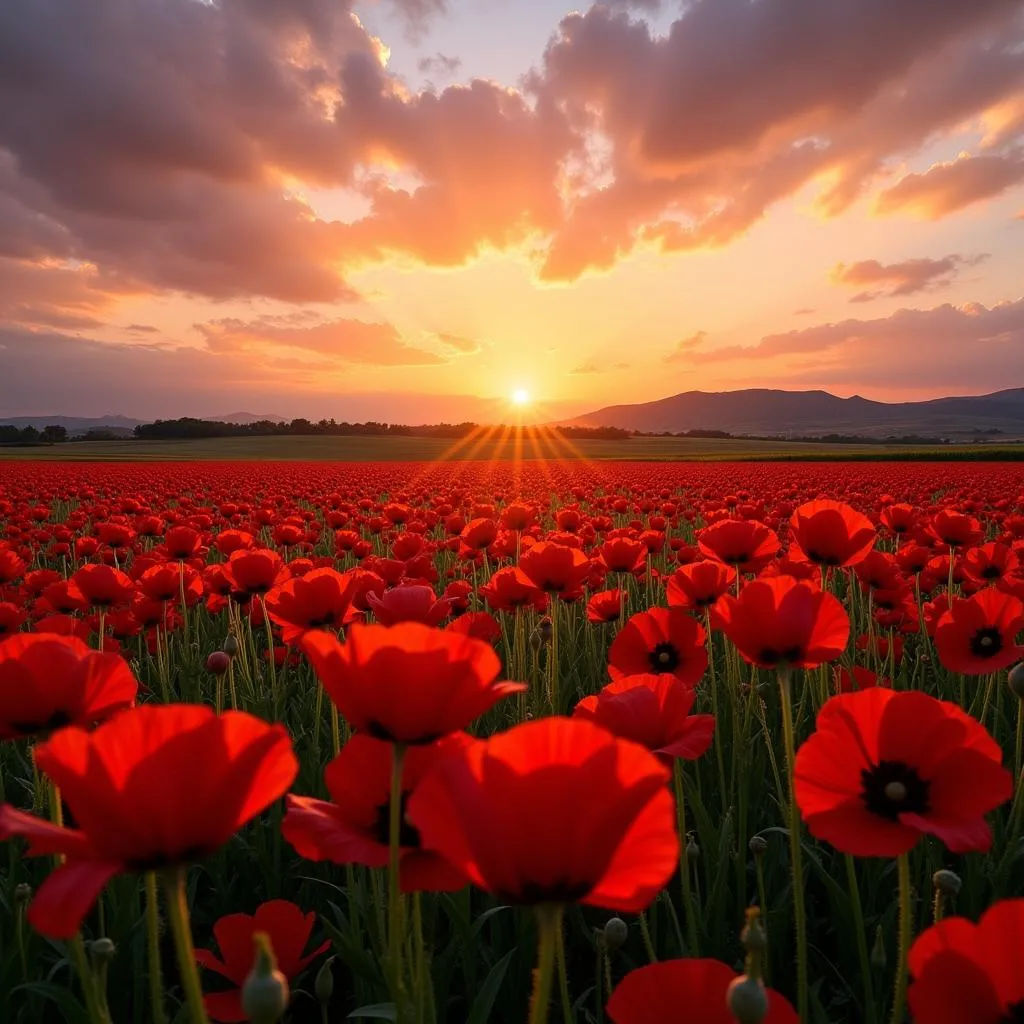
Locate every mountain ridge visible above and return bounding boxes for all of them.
[563,387,1024,439]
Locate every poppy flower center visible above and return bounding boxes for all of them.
[371,795,421,849]
[980,566,1002,580]
[757,646,804,666]
[649,642,680,673]
[971,628,1003,658]
[999,1001,1024,1024]
[11,709,71,737]
[860,760,930,821]
[507,880,595,905]
[806,549,841,567]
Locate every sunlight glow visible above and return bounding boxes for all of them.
[511,388,530,406]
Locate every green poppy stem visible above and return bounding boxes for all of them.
[889,853,913,1024]
[528,905,561,1024]
[672,762,699,956]
[162,868,210,1024]
[146,872,168,1024]
[778,669,808,1023]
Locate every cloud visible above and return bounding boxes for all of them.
[664,330,708,363]
[417,53,462,77]
[432,331,482,354]
[793,307,816,315]
[875,154,1024,218]
[570,360,604,374]
[196,316,447,365]
[530,0,1024,280]
[684,299,1024,391]
[830,253,988,301]
[388,0,448,43]
[0,0,1021,315]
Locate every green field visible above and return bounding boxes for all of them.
[1,434,1022,461]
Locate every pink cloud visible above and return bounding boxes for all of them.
[830,253,988,300]
[875,154,1024,218]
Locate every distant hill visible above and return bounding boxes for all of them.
[0,415,141,436]
[563,388,1024,439]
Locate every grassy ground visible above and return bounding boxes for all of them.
[1,434,1022,461]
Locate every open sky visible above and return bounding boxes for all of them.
[1,0,1023,423]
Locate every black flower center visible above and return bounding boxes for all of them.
[11,710,71,738]
[999,1001,1024,1024]
[649,642,680,673]
[970,628,1004,659]
[981,566,1002,580]
[860,760,930,821]
[505,880,594,905]
[806,549,841,567]
[758,646,803,666]
[371,795,421,849]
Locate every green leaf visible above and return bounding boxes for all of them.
[467,949,515,1024]
[348,1003,398,1021]
[12,982,90,1023]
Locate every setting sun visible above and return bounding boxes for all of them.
[511,388,531,406]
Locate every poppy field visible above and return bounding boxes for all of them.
[1,458,1024,1024]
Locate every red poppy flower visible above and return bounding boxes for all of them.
[516,542,591,598]
[165,525,203,560]
[283,734,470,892]
[607,958,797,1024]
[480,567,547,614]
[406,717,677,911]
[0,602,27,637]
[789,499,877,567]
[934,587,1024,675]
[697,519,779,574]
[963,542,1019,585]
[907,899,1024,1024]
[880,503,918,538]
[264,568,359,644]
[138,564,203,606]
[0,704,297,937]
[712,576,849,669]
[366,584,451,627]
[196,900,330,1022]
[224,549,288,597]
[446,611,501,644]
[665,561,736,612]
[573,674,714,763]
[794,689,1011,857]
[609,608,708,685]
[0,548,27,586]
[71,564,135,609]
[299,623,524,745]
[587,589,624,623]
[460,518,498,552]
[0,634,138,741]
[833,665,887,693]
[928,509,983,549]
[599,537,647,575]
[500,503,536,532]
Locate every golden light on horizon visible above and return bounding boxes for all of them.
[511,388,531,406]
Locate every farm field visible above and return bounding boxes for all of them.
[1,433,1022,462]
[0,459,1023,1024]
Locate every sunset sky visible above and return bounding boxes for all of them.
[1,0,1023,423]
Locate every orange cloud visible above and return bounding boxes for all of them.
[196,316,447,366]
[830,254,988,301]
[875,154,1024,218]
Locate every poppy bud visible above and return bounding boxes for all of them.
[748,836,767,858]
[538,616,553,642]
[603,916,628,951]
[870,925,886,971]
[315,955,335,1006]
[242,932,289,1024]
[223,634,240,657]
[14,882,32,907]
[1009,662,1024,700]
[685,838,700,861]
[932,869,962,896]
[206,650,231,675]
[88,937,116,964]
[726,975,769,1023]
